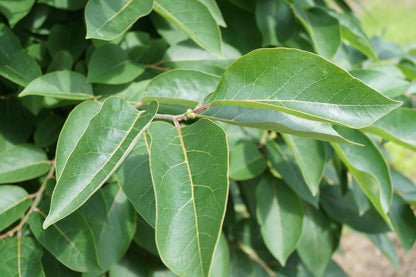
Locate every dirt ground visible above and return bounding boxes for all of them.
[333,232,416,276]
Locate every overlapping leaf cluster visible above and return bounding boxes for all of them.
[0,0,416,276]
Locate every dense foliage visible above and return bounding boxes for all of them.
[0,0,416,276]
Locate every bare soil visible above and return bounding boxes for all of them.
[333,232,416,277]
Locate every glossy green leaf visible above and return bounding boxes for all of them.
[38,0,87,10]
[297,204,339,277]
[82,182,137,271]
[20,71,94,101]
[146,119,228,277]
[0,51,42,87]
[87,44,145,84]
[368,234,400,270]
[229,141,266,181]
[49,24,88,61]
[142,69,220,108]
[391,169,416,207]
[116,138,155,227]
[0,0,35,26]
[0,185,32,232]
[198,0,225,27]
[0,144,50,184]
[209,233,230,277]
[292,6,341,58]
[325,9,377,60]
[200,105,354,144]
[350,69,409,98]
[162,40,240,75]
[154,0,222,55]
[95,80,150,104]
[85,0,153,40]
[55,101,101,179]
[256,0,295,46]
[282,134,325,195]
[29,201,102,272]
[206,48,399,128]
[331,127,393,222]
[44,98,158,228]
[34,114,65,148]
[388,194,416,252]
[256,176,304,265]
[363,108,416,152]
[0,237,44,277]
[320,185,390,233]
[265,140,319,206]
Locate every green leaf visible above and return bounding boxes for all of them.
[142,69,220,108]
[85,0,153,40]
[120,31,151,61]
[0,185,32,232]
[325,9,377,60]
[256,176,304,266]
[109,247,176,277]
[297,204,339,277]
[331,127,393,222]
[292,6,341,58]
[350,69,409,98]
[0,23,21,63]
[20,71,95,101]
[38,0,87,10]
[282,134,325,195]
[391,169,416,207]
[116,138,155,227]
[200,105,354,144]
[28,201,102,272]
[0,0,36,27]
[0,99,33,151]
[256,0,295,46]
[349,174,371,216]
[388,194,416,252]
[229,141,267,181]
[42,251,82,277]
[43,98,158,228]
[47,50,73,73]
[0,51,42,87]
[133,216,158,255]
[82,182,137,271]
[320,185,390,233]
[206,48,400,128]
[34,114,65,148]
[363,108,416,152]
[228,246,270,277]
[0,237,44,277]
[368,234,401,270]
[0,144,50,184]
[49,24,88,61]
[87,44,145,84]
[265,140,319,206]
[55,101,101,179]
[209,233,230,277]
[154,0,222,55]
[162,40,240,75]
[146,119,228,277]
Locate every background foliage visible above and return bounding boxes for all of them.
[0,0,415,276]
